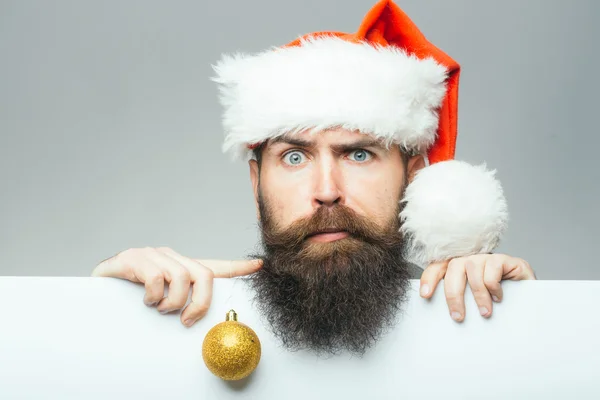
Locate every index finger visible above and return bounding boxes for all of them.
[195,259,263,278]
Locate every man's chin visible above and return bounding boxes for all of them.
[245,234,412,356]
[251,197,412,355]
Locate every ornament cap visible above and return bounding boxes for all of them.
[226,309,238,322]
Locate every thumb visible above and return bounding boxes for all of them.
[419,260,450,298]
[195,258,263,278]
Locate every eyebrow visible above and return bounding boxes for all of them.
[270,136,386,152]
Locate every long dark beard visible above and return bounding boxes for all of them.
[245,191,412,356]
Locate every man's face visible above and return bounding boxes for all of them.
[250,128,409,237]
[246,128,424,355]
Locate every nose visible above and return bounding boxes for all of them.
[312,158,343,207]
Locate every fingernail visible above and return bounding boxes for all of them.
[451,311,462,321]
[184,319,194,327]
[479,307,489,316]
[492,295,500,302]
[420,284,430,296]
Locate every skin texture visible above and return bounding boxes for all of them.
[92,127,536,326]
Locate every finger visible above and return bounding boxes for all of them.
[158,249,215,326]
[196,259,263,278]
[183,266,214,327]
[94,249,166,305]
[483,256,504,303]
[444,258,468,322]
[465,257,493,318]
[92,251,141,281]
[503,257,536,280]
[420,260,449,298]
[146,250,192,313]
[140,267,167,307]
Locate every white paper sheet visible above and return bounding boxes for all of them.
[0,277,598,399]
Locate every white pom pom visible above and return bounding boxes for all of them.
[399,160,508,267]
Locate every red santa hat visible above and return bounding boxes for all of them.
[211,0,508,267]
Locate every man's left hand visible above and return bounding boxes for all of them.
[419,254,536,322]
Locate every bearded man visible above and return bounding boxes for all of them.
[92,0,536,355]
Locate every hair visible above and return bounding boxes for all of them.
[245,192,412,356]
[251,142,268,169]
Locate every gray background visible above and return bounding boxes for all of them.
[0,0,598,279]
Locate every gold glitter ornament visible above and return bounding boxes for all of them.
[202,309,261,381]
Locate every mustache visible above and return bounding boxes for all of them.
[260,204,401,248]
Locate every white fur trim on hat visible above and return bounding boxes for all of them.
[399,160,509,267]
[211,35,449,160]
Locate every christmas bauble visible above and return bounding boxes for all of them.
[202,310,261,381]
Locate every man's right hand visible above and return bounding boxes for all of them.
[91,247,263,327]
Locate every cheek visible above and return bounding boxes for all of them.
[343,170,403,223]
[261,171,315,227]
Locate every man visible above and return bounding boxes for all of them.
[92,0,535,354]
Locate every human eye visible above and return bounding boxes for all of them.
[282,150,307,166]
[347,149,373,162]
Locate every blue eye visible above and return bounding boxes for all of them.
[349,149,371,162]
[283,151,306,165]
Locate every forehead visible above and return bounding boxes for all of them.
[266,128,388,149]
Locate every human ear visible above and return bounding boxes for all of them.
[248,159,260,220]
[407,154,426,183]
